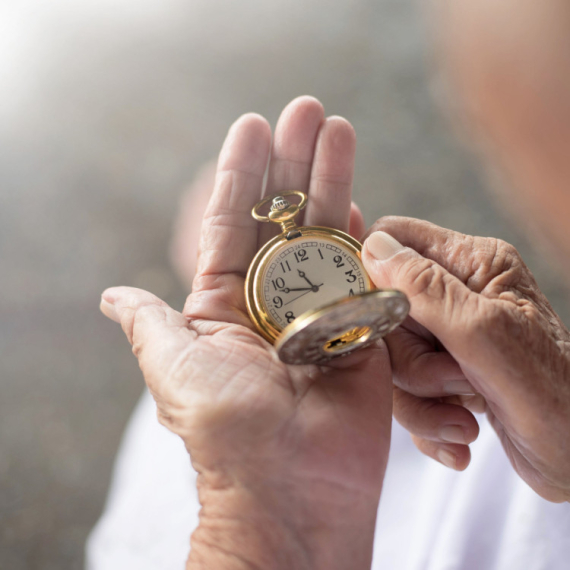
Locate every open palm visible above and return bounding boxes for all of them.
[101,97,393,569]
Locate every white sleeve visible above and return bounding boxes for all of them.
[85,390,199,570]
[87,390,570,570]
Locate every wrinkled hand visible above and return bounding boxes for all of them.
[362,217,570,502]
[100,97,392,570]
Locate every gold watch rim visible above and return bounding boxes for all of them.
[245,226,373,344]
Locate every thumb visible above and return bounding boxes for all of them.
[100,286,196,395]
[362,231,483,351]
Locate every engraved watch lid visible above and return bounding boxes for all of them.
[275,289,410,365]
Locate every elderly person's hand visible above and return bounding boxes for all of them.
[100,97,392,570]
[361,217,570,502]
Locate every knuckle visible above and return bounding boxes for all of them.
[464,237,527,293]
[389,344,420,392]
[392,389,416,424]
[393,388,437,431]
[486,238,521,272]
[398,257,446,301]
[467,298,511,338]
[392,354,438,395]
[130,303,166,357]
[370,215,406,234]
[392,363,414,391]
[495,238,520,259]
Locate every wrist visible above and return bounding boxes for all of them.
[187,472,381,570]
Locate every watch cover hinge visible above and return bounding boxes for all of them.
[286,229,302,240]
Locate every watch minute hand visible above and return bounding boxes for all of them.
[281,284,324,301]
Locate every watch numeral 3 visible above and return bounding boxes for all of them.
[345,270,357,283]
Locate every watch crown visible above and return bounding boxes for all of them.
[271,196,290,212]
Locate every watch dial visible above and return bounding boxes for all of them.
[261,236,368,329]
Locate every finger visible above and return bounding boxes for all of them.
[441,393,487,415]
[459,393,487,414]
[303,116,356,232]
[362,230,489,354]
[363,229,534,419]
[412,434,472,471]
[188,114,271,325]
[394,387,479,446]
[100,287,196,396]
[365,216,473,263]
[385,325,476,397]
[197,113,271,279]
[487,411,569,502]
[349,202,366,240]
[260,96,325,245]
[365,216,521,293]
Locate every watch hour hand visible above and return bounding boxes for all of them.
[297,269,315,288]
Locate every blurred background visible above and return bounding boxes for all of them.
[1,0,569,568]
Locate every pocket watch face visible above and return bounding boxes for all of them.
[260,235,369,330]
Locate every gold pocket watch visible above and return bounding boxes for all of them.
[245,190,410,365]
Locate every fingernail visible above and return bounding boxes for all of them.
[439,425,467,444]
[102,288,119,304]
[462,394,486,414]
[443,380,476,395]
[437,449,457,469]
[365,231,405,260]
[100,296,120,322]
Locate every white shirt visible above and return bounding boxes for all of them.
[86,390,570,570]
